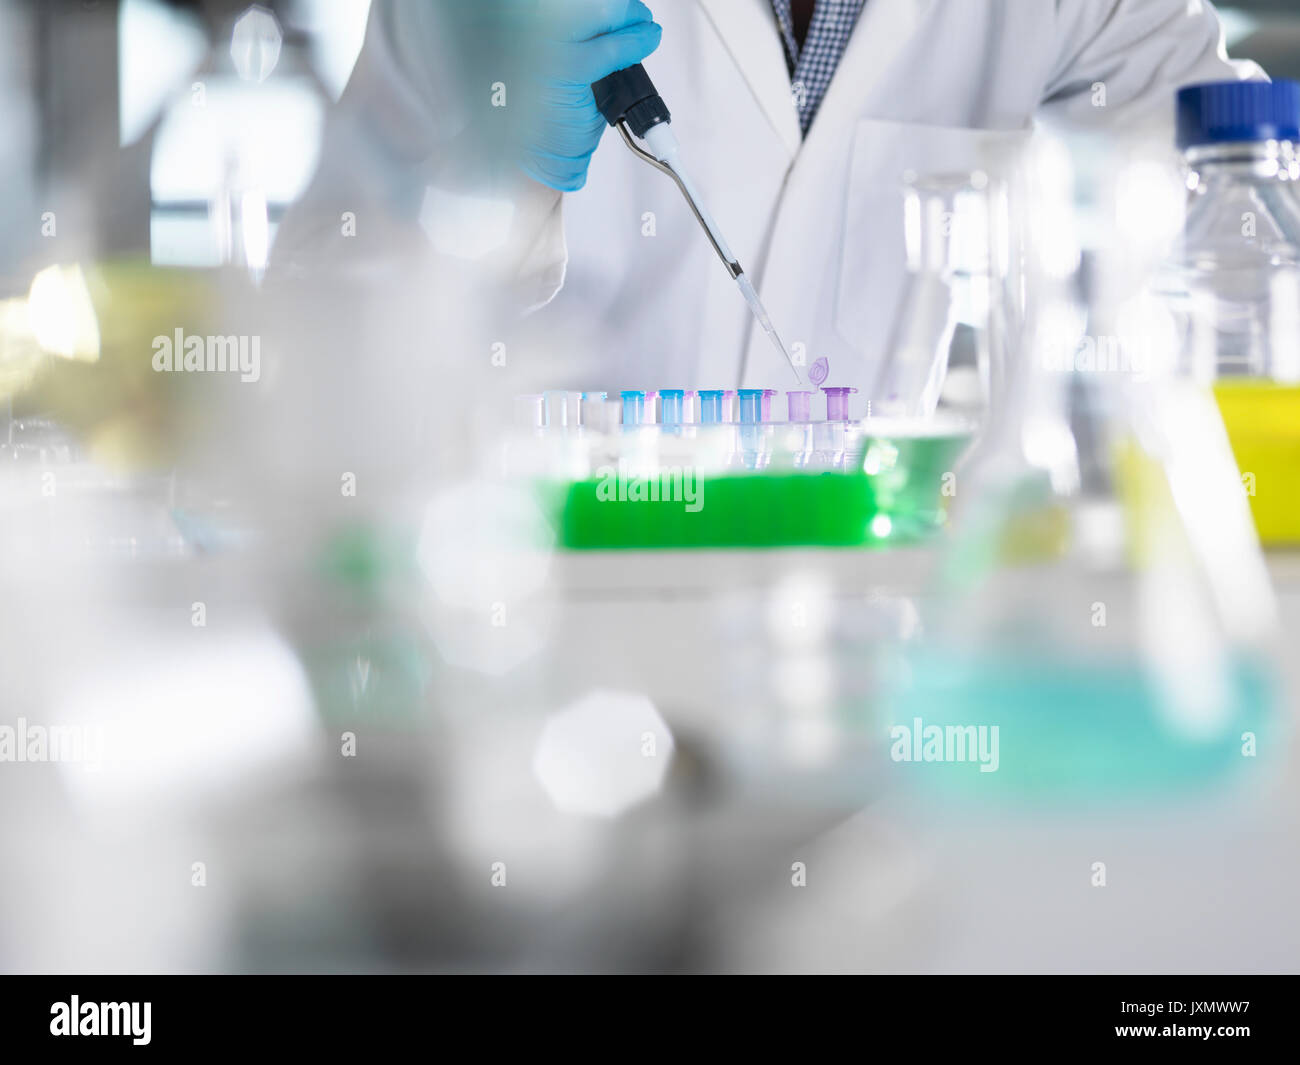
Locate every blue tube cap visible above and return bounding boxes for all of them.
[659,389,685,427]
[620,390,646,427]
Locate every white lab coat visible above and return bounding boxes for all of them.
[283,0,1259,403]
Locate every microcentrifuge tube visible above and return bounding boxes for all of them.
[659,389,685,428]
[578,392,606,430]
[787,390,813,423]
[544,390,582,429]
[738,388,765,424]
[582,396,619,432]
[698,389,725,425]
[620,390,646,427]
[823,387,858,422]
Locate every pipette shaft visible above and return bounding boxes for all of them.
[593,65,801,383]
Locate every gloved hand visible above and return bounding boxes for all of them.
[521,1,663,192]
[432,0,663,193]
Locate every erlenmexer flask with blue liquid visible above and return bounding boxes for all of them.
[888,133,1281,804]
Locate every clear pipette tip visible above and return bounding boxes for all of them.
[736,273,801,383]
[763,321,800,382]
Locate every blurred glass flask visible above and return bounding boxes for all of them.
[873,171,1008,420]
[889,135,1281,803]
[149,5,328,279]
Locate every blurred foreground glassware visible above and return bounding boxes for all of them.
[873,172,1008,421]
[149,5,329,281]
[1155,80,1300,544]
[889,134,1281,804]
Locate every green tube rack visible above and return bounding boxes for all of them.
[537,431,973,550]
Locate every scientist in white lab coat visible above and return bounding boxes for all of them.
[282,0,1260,399]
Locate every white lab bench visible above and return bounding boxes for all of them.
[532,546,1300,973]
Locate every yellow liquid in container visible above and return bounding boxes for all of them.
[1214,380,1300,546]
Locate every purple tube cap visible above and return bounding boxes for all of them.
[822,386,858,421]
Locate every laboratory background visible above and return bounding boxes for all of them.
[1,0,1300,976]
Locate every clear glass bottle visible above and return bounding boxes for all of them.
[1158,80,1300,545]
[1162,80,1300,382]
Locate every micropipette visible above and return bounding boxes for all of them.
[592,65,801,383]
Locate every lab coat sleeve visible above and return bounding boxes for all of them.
[271,0,569,312]
[1041,0,1265,133]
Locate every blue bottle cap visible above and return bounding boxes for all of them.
[1176,80,1300,149]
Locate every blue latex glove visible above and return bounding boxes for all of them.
[523,1,664,191]
[406,2,663,191]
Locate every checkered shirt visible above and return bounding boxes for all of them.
[770,0,869,134]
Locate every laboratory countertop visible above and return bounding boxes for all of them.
[547,545,940,597]
[535,544,1300,973]
[548,544,1300,596]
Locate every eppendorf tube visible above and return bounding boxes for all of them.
[583,395,619,434]
[544,390,582,429]
[783,390,815,468]
[660,388,685,429]
[823,386,859,421]
[723,390,739,423]
[621,390,646,427]
[737,388,769,469]
[578,392,607,431]
[698,389,726,425]
[737,388,765,424]
[787,390,813,423]
[761,389,778,421]
[813,386,857,469]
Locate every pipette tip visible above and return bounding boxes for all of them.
[764,327,801,382]
[736,272,802,383]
